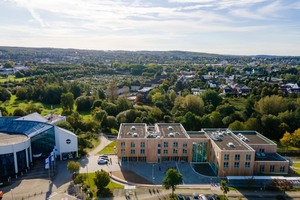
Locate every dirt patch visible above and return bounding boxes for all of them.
[112,170,153,185]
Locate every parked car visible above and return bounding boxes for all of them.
[97,158,108,164]
[192,193,199,200]
[99,154,108,159]
[185,196,191,200]
[99,155,109,161]
[177,194,184,200]
[199,194,208,200]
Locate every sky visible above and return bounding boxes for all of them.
[0,0,300,56]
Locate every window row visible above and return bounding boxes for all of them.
[121,142,188,148]
[259,165,285,173]
[121,149,188,155]
[224,154,251,161]
[223,162,251,168]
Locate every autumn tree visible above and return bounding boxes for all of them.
[162,168,183,196]
[183,95,204,116]
[106,81,118,101]
[280,131,292,150]
[255,95,288,116]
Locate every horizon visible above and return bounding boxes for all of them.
[1,0,300,56]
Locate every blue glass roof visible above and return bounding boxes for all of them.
[0,119,53,137]
[0,117,18,128]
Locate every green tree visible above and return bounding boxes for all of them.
[162,168,183,196]
[4,61,14,68]
[201,89,222,108]
[0,87,11,102]
[94,169,110,190]
[229,120,245,130]
[61,92,74,112]
[116,95,132,112]
[43,84,63,104]
[75,96,94,111]
[220,180,229,199]
[13,108,26,116]
[67,161,80,174]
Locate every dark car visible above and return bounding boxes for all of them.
[177,194,185,200]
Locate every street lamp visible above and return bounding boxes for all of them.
[10,189,14,200]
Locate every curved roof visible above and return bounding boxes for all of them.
[0,119,53,138]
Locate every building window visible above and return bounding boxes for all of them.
[163,149,168,154]
[130,149,135,154]
[259,148,265,153]
[173,142,178,147]
[164,142,168,148]
[224,154,229,161]
[234,162,239,168]
[280,166,285,173]
[224,162,229,168]
[245,162,250,168]
[183,143,188,148]
[183,149,187,154]
[140,149,145,154]
[270,165,275,172]
[260,165,265,172]
[173,149,178,154]
[235,154,240,161]
[158,149,161,154]
[130,142,135,148]
[246,154,251,160]
[158,144,161,148]
[121,142,125,148]
[121,149,125,155]
[140,142,145,148]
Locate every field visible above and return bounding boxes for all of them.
[98,141,118,155]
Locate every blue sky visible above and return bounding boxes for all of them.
[0,0,300,56]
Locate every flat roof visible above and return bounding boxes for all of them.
[255,153,287,161]
[0,132,28,145]
[118,123,189,139]
[232,131,275,145]
[187,131,209,139]
[156,123,188,139]
[118,123,147,139]
[204,129,251,151]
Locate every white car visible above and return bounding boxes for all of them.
[199,194,208,200]
[97,158,108,164]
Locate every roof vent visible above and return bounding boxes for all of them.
[168,126,173,130]
[132,133,139,137]
[168,133,175,137]
[130,126,136,130]
[228,142,235,148]
[127,132,132,135]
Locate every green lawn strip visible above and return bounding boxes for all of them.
[293,163,300,168]
[227,98,247,110]
[97,141,118,155]
[84,172,124,198]
[82,137,101,153]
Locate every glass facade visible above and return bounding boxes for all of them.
[17,150,27,174]
[192,142,208,162]
[0,153,15,181]
[31,127,55,156]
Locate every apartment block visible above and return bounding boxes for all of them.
[117,123,289,177]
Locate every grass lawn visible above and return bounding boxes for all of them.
[85,138,101,153]
[97,141,118,155]
[227,97,247,110]
[84,172,124,198]
[293,163,300,168]
[0,75,29,83]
